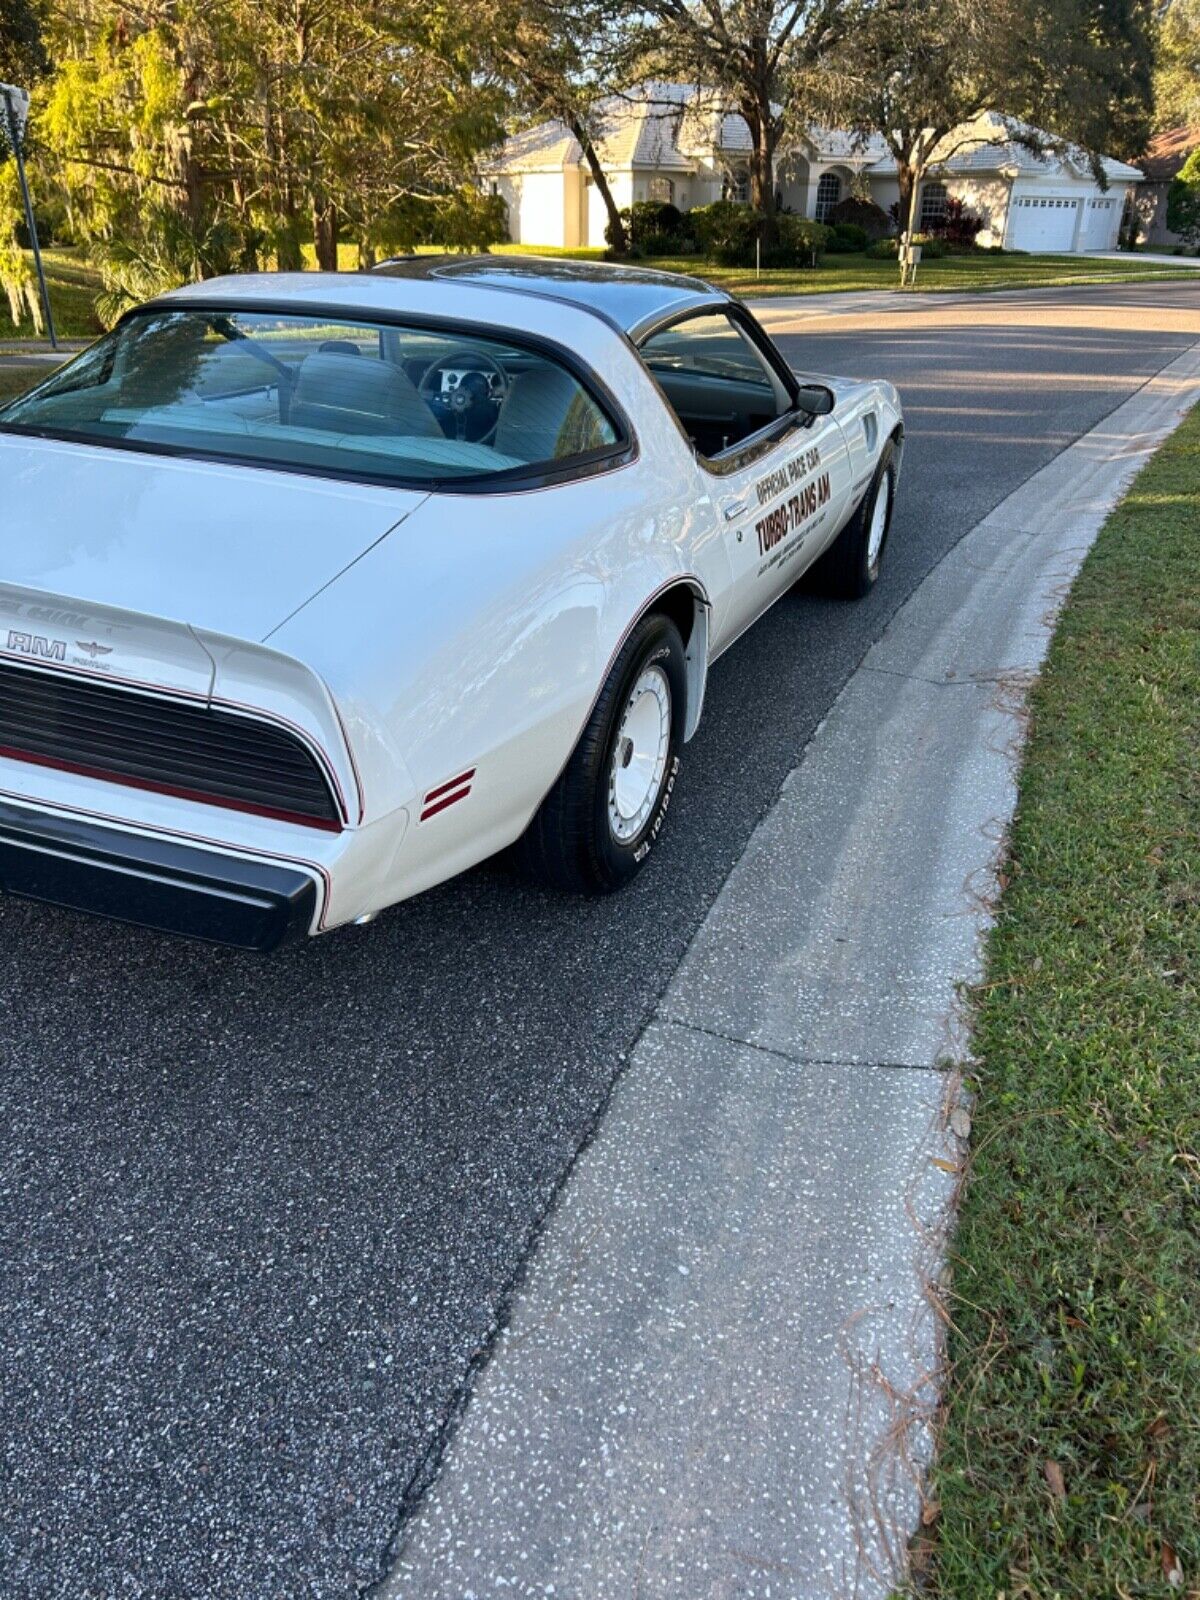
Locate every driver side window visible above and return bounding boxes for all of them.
[638,311,792,459]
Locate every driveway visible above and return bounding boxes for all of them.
[2,282,1199,1600]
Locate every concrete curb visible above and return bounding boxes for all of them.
[379,341,1200,1599]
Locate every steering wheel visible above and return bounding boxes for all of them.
[418,348,508,444]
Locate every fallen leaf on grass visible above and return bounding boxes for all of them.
[1043,1460,1066,1500]
[1162,1542,1183,1588]
[909,1535,934,1573]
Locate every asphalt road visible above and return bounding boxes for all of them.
[2,282,1198,1600]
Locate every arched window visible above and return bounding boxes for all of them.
[920,181,948,229]
[724,168,750,205]
[815,172,842,222]
[648,176,674,204]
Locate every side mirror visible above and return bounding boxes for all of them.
[794,383,835,417]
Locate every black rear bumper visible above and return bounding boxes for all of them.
[0,800,317,950]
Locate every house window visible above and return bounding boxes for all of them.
[724,169,750,205]
[648,177,674,204]
[920,181,948,229]
[814,172,841,223]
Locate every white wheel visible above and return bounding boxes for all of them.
[866,470,891,569]
[807,440,896,599]
[520,612,685,893]
[607,664,671,843]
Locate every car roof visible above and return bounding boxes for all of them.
[369,254,728,336]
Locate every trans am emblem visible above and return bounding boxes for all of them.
[76,640,113,659]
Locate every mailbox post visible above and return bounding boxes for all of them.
[1,82,58,350]
[899,234,922,289]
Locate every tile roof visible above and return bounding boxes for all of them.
[934,113,1142,181]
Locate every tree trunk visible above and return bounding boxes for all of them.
[359,237,376,270]
[277,183,303,270]
[313,198,339,271]
[896,163,916,236]
[277,213,303,270]
[749,117,776,219]
[741,79,777,244]
[570,117,627,254]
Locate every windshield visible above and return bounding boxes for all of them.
[0,308,622,489]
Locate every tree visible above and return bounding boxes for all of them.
[1064,0,1154,159]
[813,0,1038,242]
[32,0,506,307]
[1155,0,1200,130]
[815,0,1153,255]
[1166,146,1200,242]
[621,0,857,238]
[469,0,632,253]
[0,0,48,331]
[0,0,47,87]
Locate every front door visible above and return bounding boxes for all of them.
[713,416,852,647]
[638,307,852,651]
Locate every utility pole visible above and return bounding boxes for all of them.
[1,82,58,349]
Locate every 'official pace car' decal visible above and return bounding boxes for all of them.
[751,444,832,578]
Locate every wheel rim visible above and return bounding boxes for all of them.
[608,665,671,844]
[866,474,891,568]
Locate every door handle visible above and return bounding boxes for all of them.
[723,500,747,521]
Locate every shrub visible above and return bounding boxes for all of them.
[639,229,695,257]
[776,213,831,264]
[928,195,983,248]
[689,200,760,263]
[605,199,695,255]
[827,196,892,241]
[832,221,869,252]
[865,232,948,261]
[1166,148,1200,246]
[690,203,829,266]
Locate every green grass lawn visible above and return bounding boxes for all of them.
[357,241,1200,297]
[3,246,104,341]
[927,403,1200,1597]
[637,249,1200,297]
[0,361,55,403]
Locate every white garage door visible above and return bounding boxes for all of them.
[1008,196,1080,253]
[1079,195,1121,250]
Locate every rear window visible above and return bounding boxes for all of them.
[0,308,623,489]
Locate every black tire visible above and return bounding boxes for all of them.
[807,440,897,599]
[521,612,686,893]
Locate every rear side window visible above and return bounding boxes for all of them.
[0,308,622,489]
[639,311,792,459]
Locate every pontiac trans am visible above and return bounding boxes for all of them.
[0,257,902,949]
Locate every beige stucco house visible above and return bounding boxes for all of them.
[484,89,1141,255]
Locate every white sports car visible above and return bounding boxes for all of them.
[0,258,902,948]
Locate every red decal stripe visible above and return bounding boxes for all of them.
[420,785,471,822]
[424,768,476,804]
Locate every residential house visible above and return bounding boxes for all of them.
[484,89,1141,255]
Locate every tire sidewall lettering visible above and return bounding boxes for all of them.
[632,754,679,862]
